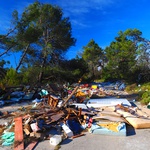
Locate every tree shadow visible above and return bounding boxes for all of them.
[61,138,73,145]
[119,93,139,101]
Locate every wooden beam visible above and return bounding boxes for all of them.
[14,117,24,150]
[62,77,82,107]
[25,141,38,150]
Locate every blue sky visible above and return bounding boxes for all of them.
[0,0,150,68]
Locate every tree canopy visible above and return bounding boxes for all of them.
[0,1,76,83]
[103,29,149,82]
[0,1,150,86]
[82,39,104,79]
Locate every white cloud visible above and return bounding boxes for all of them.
[71,19,90,28]
[0,0,117,32]
[51,0,117,29]
[55,0,115,15]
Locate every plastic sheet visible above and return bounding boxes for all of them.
[1,132,15,146]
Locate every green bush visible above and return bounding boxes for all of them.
[140,83,150,91]
[1,68,22,86]
[141,97,150,105]
[142,91,150,99]
[125,83,137,93]
[125,82,150,104]
[141,91,150,105]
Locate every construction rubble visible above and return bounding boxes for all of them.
[0,81,150,150]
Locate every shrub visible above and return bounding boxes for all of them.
[141,97,150,105]
[142,91,150,99]
[125,83,137,93]
[141,91,150,105]
[1,68,21,86]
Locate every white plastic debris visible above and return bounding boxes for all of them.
[49,135,62,146]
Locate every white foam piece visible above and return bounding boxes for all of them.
[86,97,131,108]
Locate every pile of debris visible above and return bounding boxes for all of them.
[0,81,150,150]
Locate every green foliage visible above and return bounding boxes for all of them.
[141,91,150,105]
[17,57,88,86]
[82,39,103,62]
[1,0,150,86]
[138,82,150,91]
[20,65,43,85]
[125,82,150,105]
[142,91,150,99]
[18,1,76,82]
[67,58,88,75]
[104,29,145,81]
[0,61,7,80]
[82,39,104,80]
[125,83,138,93]
[1,68,21,86]
[0,1,76,79]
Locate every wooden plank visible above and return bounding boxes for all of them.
[92,115,128,123]
[62,77,82,107]
[49,112,64,123]
[71,133,85,139]
[116,109,150,129]
[25,141,38,150]
[14,117,24,150]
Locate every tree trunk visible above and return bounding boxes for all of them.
[38,57,47,83]
[0,45,15,57]
[16,44,30,72]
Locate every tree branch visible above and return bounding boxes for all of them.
[16,44,30,72]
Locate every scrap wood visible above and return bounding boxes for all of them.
[66,108,81,115]
[32,112,47,118]
[47,111,65,124]
[62,86,79,107]
[71,133,85,139]
[62,78,82,107]
[11,112,26,118]
[136,107,150,117]
[81,110,96,116]
[0,125,5,135]
[24,128,30,135]
[14,117,24,150]
[92,115,128,123]
[48,95,59,108]
[101,111,122,117]
[116,109,150,129]
[0,111,15,119]
[25,140,39,150]
[72,109,82,124]
[43,112,57,117]
[65,108,82,121]
[32,110,55,118]
[35,112,57,120]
